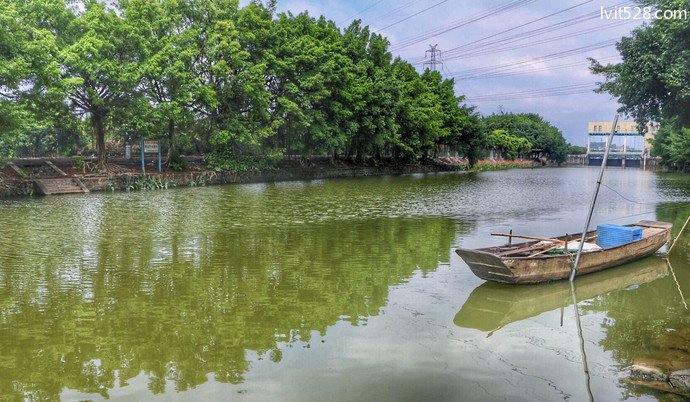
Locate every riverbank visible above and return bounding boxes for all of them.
[0,157,538,198]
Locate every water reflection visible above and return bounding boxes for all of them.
[587,203,690,399]
[0,168,689,401]
[0,180,463,400]
[454,257,670,335]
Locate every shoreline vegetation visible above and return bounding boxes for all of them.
[0,157,538,198]
[1,1,575,176]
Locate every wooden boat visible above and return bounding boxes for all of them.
[453,257,669,333]
[455,220,672,284]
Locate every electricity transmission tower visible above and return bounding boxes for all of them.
[423,44,442,71]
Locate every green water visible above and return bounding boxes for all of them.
[0,167,689,401]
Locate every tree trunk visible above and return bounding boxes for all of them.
[94,114,107,171]
[166,119,175,164]
[355,144,364,163]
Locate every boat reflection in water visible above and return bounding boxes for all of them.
[454,256,669,334]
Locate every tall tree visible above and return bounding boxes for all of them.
[458,112,485,166]
[203,0,273,159]
[391,60,445,161]
[649,118,690,171]
[123,0,203,163]
[591,0,690,126]
[49,0,139,170]
[266,12,352,159]
[423,71,479,160]
[23,0,140,170]
[0,0,26,133]
[1,0,486,168]
[342,23,398,161]
[1,0,40,157]
[591,0,690,168]
[487,129,531,160]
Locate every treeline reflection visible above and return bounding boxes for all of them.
[0,191,462,399]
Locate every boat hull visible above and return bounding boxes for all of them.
[455,220,672,284]
[454,257,669,332]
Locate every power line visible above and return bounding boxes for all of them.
[467,82,595,98]
[444,20,632,61]
[390,0,535,51]
[470,90,596,102]
[445,0,595,56]
[458,56,619,80]
[468,83,597,102]
[374,0,417,23]
[408,0,633,64]
[338,0,389,25]
[438,56,472,102]
[448,39,617,80]
[374,0,451,32]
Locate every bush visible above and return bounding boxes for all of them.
[167,151,187,171]
[124,175,174,190]
[73,156,83,170]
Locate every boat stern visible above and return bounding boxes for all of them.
[455,248,517,284]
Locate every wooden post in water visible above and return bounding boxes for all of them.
[570,114,619,282]
[667,215,690,254]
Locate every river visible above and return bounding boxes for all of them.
[0,167,689,401]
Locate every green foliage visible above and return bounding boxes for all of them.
[481,113,569,164]
[1,0,486,167]
[188,174,208,187]
[167,151,187,172]
[12,125,86,158]
[591,0,690,126]
[568,145,587,155]
[73,156,83,170]
[591,0,690,168]
[0,102,27,160]
[124,174,174,191]
[457,112,485,166]
[487,129,532,160]
[650,119,690,170]
[471,160,535,171]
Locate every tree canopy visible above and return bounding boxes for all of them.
[0,0,487,169]
[481,113,569,164]
[486,129,531,160]
[591,0,690,169]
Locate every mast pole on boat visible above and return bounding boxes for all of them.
[569,114,620,282]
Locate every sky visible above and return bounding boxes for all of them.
[245,0,647,146]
